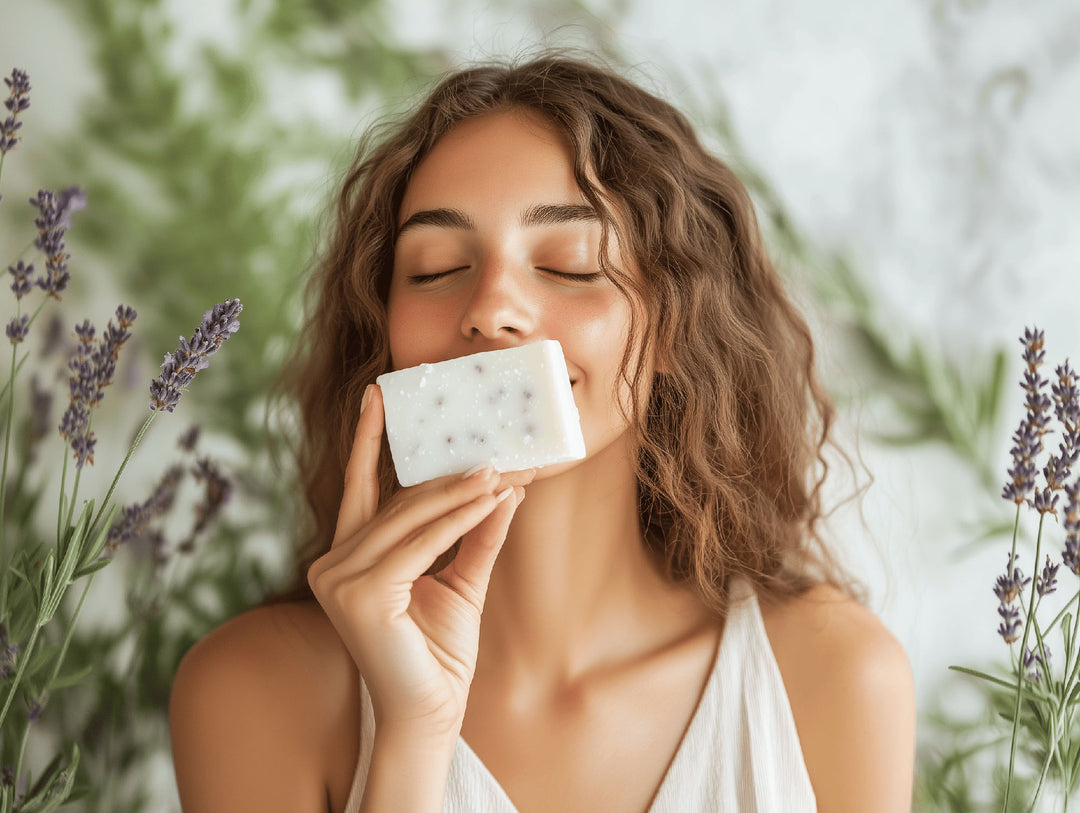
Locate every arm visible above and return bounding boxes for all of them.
[169,607,335,813]
[359,726,458,813]
[763,585,916,812]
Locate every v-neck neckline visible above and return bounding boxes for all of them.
[453,614,730,813]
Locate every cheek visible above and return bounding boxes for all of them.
[573,294,635,378]
[386,292,450,369]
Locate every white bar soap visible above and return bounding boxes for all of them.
[376,340,586,486]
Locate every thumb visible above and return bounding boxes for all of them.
[436,486,523,609]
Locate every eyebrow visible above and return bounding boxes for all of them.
[396,203,599,240]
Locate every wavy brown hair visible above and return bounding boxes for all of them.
[271,54,858,614]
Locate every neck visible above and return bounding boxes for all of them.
[476,436,708,692]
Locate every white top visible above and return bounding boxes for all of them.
[343,579,816,812]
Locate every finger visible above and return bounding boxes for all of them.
[332,384,385,547]
[378,487,515,586]
[324,466,500,573]
[438,486,523,608]
[495,468,537,490]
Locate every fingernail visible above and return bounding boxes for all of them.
[495,486,514,503]
[514,487,526,506]
[360,385,374,414]
[464,463,493,479]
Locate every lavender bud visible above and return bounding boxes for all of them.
[191,457,232,535]
[0,630,17,680]
[1003,330,1052,504]
[149,299,242,413]
[1064,537,1080,577]
[177,425,200,452]
[1037,555,1060,596]
[7,260,33,300]
[106,501,153,552]
[30,189,73,300]
[56,186,87,229]
[1033,487,1059,516]
[1023,327,1046,368]
[5,315,28,345]
[998,603,1022,644]
[0,68,30,155]
[994,553,1031,604]
[106,464,183,553]
[71,432,96,469]
[3,68,31,103]
[1023,645,1050,682]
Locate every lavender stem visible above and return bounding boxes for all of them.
[0,619,40,730]
[11,716,31,813]
[88,413,156,540]
[0,305,20,556]
[44,572,95,691]
[1005,511,1049,810]
[0,299,51,406]
[63,416,91,532]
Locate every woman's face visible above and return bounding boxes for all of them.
[387,109,645,472]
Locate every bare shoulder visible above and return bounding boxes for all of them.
[170,600,359,813]
[759,583,915,813]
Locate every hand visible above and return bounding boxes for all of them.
[308,384,533,739]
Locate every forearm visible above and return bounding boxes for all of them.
[359,727,458,813]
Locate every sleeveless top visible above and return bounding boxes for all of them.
[343,579,816,812]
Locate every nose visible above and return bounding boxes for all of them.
[460,258,537,342]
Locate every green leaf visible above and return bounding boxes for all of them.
[82,502,119,569]
[48,662,95,691]
[949,665,1021,693]
[36,552,57,623]
[22,641,62,684]
[72,557,112,580]
[58,499,94,569]
[20,743,79,813]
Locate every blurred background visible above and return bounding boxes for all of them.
[1,0,1078,809]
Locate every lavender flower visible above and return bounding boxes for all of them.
[1052,360,1080,465]
[178,457,233,553]
[26,375,53,466]
[5,315,28,345]
[1023,645,1050,683]
[0,765,12,788]
[1037,555,1060,596]
[995,553,1030,643]
[3,69,30,111]
[8,260,34,300]
[105,463,184,553]
[995,553,1031,604]
[1064,481,1080,576]
[998,602,1022,645]
[1003,330,1052,504]
[150,299,242,413]
[30,189,72,300]
[39,311,63,359]
[58,306,136,467]
[1033,487,1059,516]
[0,68,30,155]
[177,425,200,452]
[55,185,87,229]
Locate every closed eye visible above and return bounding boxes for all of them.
[539,268,604,283]
[407,266,469,285]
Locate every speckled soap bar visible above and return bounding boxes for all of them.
[376,340,586,487]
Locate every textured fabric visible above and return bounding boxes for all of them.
[343,579,816,812]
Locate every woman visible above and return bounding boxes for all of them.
[170,55,915,811]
